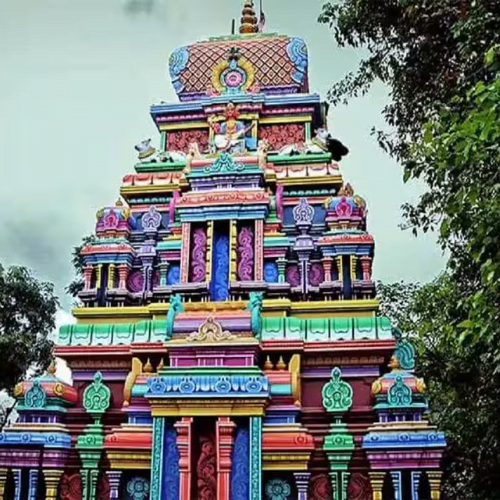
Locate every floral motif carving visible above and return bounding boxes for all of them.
[237,225,254,281]
[322,367,353,413]
[60,473,82,500]
[348,473,372,500]
[190,226,207,283]
[187,316,234,342]
[265,478,291,500]
[25,380,46,409]
[388,375,413,406]
[83,372,111,416]
[258,124,305,151]
[197,435,217,500]
[167,129,209,153]
[308,474,331,500]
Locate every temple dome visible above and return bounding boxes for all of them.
[168,34,309,101]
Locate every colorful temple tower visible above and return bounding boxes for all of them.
[0,2,446,499]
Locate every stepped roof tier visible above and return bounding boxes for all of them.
[0,2,445,499]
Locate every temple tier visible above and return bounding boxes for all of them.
[0,2,445,499]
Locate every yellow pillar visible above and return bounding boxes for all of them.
[428,471,443,500]
[44,469,63,500]
[369,471,385,500]
[0,469,8,500]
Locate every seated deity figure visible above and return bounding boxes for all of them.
[208,102,256,154]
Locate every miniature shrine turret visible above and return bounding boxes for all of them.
[0,2,445,499]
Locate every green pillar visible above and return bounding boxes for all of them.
[322,367,355,500]
[76,372,111,500]
[150,417,166,500]
[249,417,262,500]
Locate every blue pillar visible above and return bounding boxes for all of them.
[28,470,39,500]
[391,471,402,500]
[411,471,422,500]
[12,469,21,500]
[150,417,165,500]
[249,417,262,500]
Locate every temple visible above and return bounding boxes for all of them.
[0,2,446,500]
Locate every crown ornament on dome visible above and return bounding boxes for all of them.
[239,0,258,34]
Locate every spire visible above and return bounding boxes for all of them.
[239,0,258,34]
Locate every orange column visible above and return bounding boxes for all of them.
[216,417,236,500]
[175,417,193,500]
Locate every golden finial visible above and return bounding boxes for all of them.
[115,198,124,207]
[143,358,153,373]
[157,358,165,371]
[263,356,273,371]
[239,0,258,34]
[48,360,57,376]
[276,356,286,371]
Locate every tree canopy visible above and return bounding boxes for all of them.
[319,1,500,498]
[0,264,58,393]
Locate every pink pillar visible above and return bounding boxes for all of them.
[175,417,193,500]
[118,264,129,289]
[323,257,333,282]
[83,265,93,290]
[360,256,372,281]
[216,417,236,500]
[254,219,264,280]
[180,222,191,283]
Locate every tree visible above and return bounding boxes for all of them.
[0,264,58,426]
[65,234,94,298]
[377,278,500,499]
[318,0,500,164]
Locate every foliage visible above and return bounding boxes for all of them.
[0,264,58,394]
[65,234,94,298]
[318,0,500,163]
[377,278,500,499]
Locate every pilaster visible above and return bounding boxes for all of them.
[28,470,39,500]
[294,472,311,500]
[43,469,63,500]
[390,471,402,500]
[216,417,236,500]
[369,471,385,500]
[180,222,191,283]
[107,470,122,500]
[277,257,286,283]
[428,471,443,500]
[150,417,165,500]
[175,417,193,500]
[12,469,21,500]
[249,416,262,500]
[323,256,333,282]
[254,220,264,280]
[118,264,129,289]
[0,469,7,500]
[411,471,422,500]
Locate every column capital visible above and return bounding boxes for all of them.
[43,469,63,500]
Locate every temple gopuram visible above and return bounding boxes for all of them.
[0,2,446,499]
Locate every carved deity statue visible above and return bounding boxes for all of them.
[208,102,256,154]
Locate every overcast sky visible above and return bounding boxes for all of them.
[0,0,445,316]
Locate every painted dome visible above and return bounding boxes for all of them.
[169,33,309,101]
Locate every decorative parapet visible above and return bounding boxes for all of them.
[146,368,269,399]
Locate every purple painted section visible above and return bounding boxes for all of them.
[366,451,443,469]
[308,262,324,286]
[190,226,207,282]
[128,270,144,293]
[173,317,251,334]
[169,347,258,368]
[237,225,254,281]
[286,264,300,286]
[301,366,380,378]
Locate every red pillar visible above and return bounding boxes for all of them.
[216,417,236,500]
[175,417,193,500]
